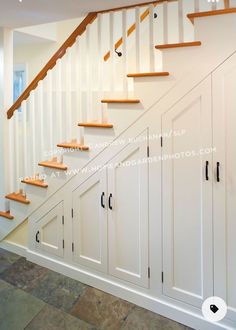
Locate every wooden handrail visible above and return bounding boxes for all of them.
[7,12,97,119]
[103,0,177,62]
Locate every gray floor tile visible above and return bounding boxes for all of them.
[0,248,21,274]
[0,286,45,330]
[28,269,87,312]
[25,304,96,330]
[70,287,135,330]
[121,306,190,330]
[0,257,48,291]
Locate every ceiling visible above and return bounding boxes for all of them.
[0,0,152,28]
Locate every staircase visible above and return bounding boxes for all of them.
[0,0,235,242]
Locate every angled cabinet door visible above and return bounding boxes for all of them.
[213,52,236,322]
[107,131,149,288]
[162,77,213,308]
[35,201,64,258]
[72,169,107,273]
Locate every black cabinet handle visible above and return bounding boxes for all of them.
[36,231,40,243]
[101,192,105,208]
[205,161,209,181]
[109,194,113,210]
[217,162,220,182]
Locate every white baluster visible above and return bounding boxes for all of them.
[66,50,72,140]
[29,93,36,175]
[149,4,155,72]
[194,0,200,13]
[56,59,63,143]
[122,9,128,98]
[86,25,93,123]
[211,0,217,10]
[8,116,15,192]
[47,70,53,151]
[22,100,28,178]
[109,12,115,93]
[37,81,45,160]
[163,1,168,44]
[97,14,106,123]
[14,110,20,190]
[135,7,141,72]
[178,0,184,43]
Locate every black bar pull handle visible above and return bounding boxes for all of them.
[101,192,105,209]
[109,194,113,210]
[217,162,220,182]
[36,231,40,243]
[205,161,209,181]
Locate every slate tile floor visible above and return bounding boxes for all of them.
[0,248,193,330]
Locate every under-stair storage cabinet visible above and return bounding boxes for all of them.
[162,77,214,308]
[72,130,149,288]
[32,201,64,258]
[213,52,236,322]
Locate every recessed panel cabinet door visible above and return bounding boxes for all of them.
[213,53,236,322]
[35,201,64,258]
[72,169,107,273]
[162,77,213,308]
[108,131,149,288]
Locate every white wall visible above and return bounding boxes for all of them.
[14,17,84,83]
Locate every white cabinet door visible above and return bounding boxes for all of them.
[35,201,64,258]
[213,53,236,322]
[162,77,213,308]
[72,169,107,273]
[108,131,149,288]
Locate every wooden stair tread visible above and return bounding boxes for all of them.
[38,161,68,171]
[22,178,48,188]
[5,193,30,205]
[155,41,201,49]
[127,72,170,78]
[101,99,140,104]
[0,211,14,220]
[57,142,89,150]
[78,122,113,128]
[187,8,236,24]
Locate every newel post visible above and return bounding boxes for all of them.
[0,28,13,210]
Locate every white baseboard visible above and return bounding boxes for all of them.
[0,240,27,258]
[27,249,233,330]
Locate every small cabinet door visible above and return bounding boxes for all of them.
[162,77,213,308]
[35,201,64,258]
[108,131,149,288]
[72,169,107,273]
[213,52,236,322]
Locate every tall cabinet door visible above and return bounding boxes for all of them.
[107,131,149,288]
[162,77,213,308]
[72,169,108,273]
[213,53,236,322]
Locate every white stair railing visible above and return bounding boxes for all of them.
[4,0,228,206]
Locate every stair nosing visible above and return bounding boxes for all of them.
[127,72,170,78]
[57,143,89,151]
[155,41,201,50]
[101,99,140,104]
[0,211,14,220]
[78,123,114,128]
[21,179,48,188]
[5,193,30,205]
[38,161,68,171]
[187,8,236,24]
